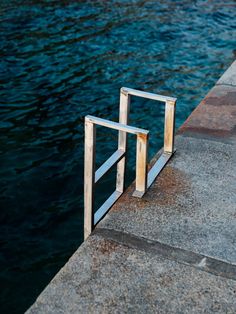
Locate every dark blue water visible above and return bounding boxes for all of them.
[0,0,235,312]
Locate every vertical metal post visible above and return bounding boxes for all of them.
[133,132,149,197]
[84,119,96,240]
[116,89,130,193]
[164,100,176,154]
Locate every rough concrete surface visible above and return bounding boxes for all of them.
[217,60,236,86]
[27,61,236,313]
[27,235,236,314]
[99,136,236,263]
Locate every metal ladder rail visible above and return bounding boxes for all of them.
[84,87,177,240]
[118,87,177,197]
[84,115,149,240]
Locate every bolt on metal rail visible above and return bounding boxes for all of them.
[84,87,177,240]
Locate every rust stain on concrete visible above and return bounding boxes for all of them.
[144,166,191,207]
[94,238,120,256]
[111,184,144,212]
[90,237,122,271]
[111,165,192,211]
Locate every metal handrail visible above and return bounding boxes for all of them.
[84,115,149,240]
[84,87,177,240]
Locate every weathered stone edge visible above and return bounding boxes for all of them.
[177,60,236,142]
[216,60,236,86]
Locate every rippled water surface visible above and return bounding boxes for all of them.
[0,0,235,312]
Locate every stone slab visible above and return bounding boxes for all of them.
[178,84,236,141]
[216,60,236,86]
[26,234,236,314]
[98,135,236,263]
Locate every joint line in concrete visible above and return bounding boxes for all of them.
[95,228,236,281]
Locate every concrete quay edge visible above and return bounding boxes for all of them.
[26,60,236,313]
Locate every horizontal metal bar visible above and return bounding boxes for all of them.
[147,152,175,189]
[94,190,122,225]
[95,149,125,184]
[121,87,177,103]
[85,115,149,136]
